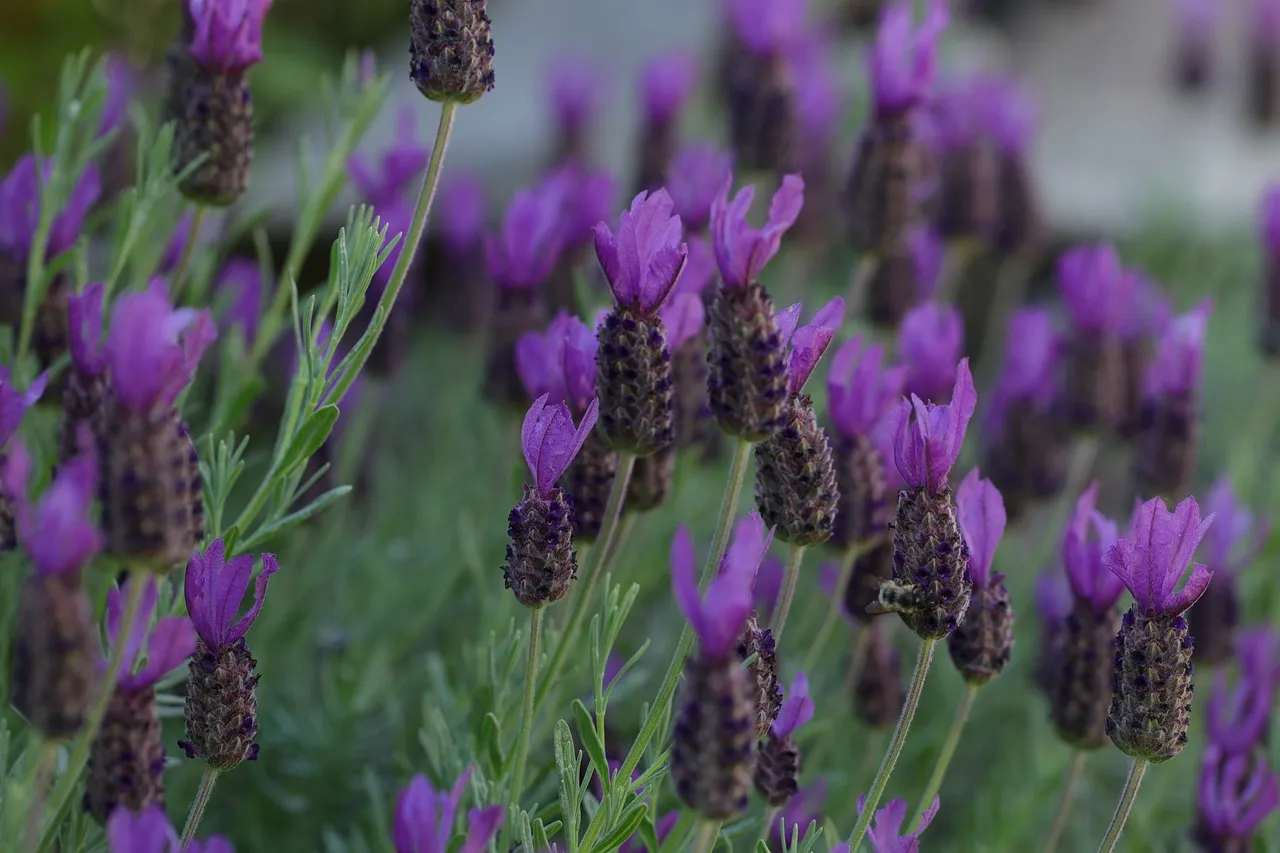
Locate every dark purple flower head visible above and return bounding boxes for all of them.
[1261,183,1280,258]
[956,468,1006,588]
[911,227,944,300]
[1142,299,1212,400]
[393,766,504,853]
[984,76,1037,155]
[772,671,815,738]
[107,804,234,853]
[853,795,940,853]
[350,105,430,203]
[661,292,706,351]
[522,393,600,498]
[672,511,774,660]
[100,55,135,139]
[1056,244,1129,334]
[667,145,734,234]
[185,539,279,652]
[1062,483,1124,612]
[898,301,964,403]
[105,280,217,415]
[435,176,487,250]
[1104,496,1214,617]
[594,189,688,315]
[548,56,605,134]
[788,29,843,141]
[3,437,102,576]
[1115,270,1173,343]
[516,311,598,413]
[726,0,807,54]
[710,174,804,289]
[639,52,697,125]
[0,366,47,450]
[869,0,949,117]
[988,306,1059,430]
[0,155,101,258]
[106,576,197,691]
[1036,565,1072,626]
[891,358,978,493]
[485,171,575,290]
[558,164,618,252]
[214,259,263,345]
[776,297,844,394]
[186,0,272,74]
[673,235,717,297]
[1197,745,1279,843]
[1198,477,1266,577]
[827,336,907,440]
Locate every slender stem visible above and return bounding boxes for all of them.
[501,606,546,852]
[803,541,872,673]
[1042,750,1086,853]
[847,255,879,318]
[36,574,148,853]
[769,543,806,645]
[842,622,875,703]
[21,743,58,853]
[179,768,221,847]
[1096,758,1148,853]
[934,239,979,305]
[909,682,979,831]
[692,820,721,853]
[757,806,780,846]
[845,638,937,850]
[169,204,206,301]
[533,453,636,710]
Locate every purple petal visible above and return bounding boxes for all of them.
[772,671,815,737]
[128,615,196,689]
[24,443,103,576]
[107,577,160,680]
[775,303,803,346]
[226,553,279,644]
[660,292,706,350]
[670,526,702,632]
[394,775,441,853]
[898,301,964,403]
[786,297,844,394]
[459,806,505,853]
[667,145,733,233]
[699,512,772,658]
[1142,300,1211,400]
[639,52,697,124]
[106,804,179,852]
[955,468,1006,587]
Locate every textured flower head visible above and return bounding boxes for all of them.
[956,469,1006,588]
[898,301,963,403]
[1104,496,1214,617]
[772,671,815,738]
[107,804,235,853]
[869,0,949,117]
[856,795,940,853]
[185,539,279,652]
[673,235,717,297]
[214,259,263,345]
[640,52,697,124]
[522,394,600,498]
[485,171,574,290]
[1198,477,1266,577]
[776,297,844,394]
[710,174,804,289]
[1197,746,1279,844]
[0,155,101,258]
[106,576,197,691]
[593,189,688,315]
[1261,183,1280,258]
[667,144,734,233]
[2,437,102,576]
[393,766,504,853]
[672,511,774,660]
[549,55,605,133]
[661,292,706,351]
[1061,483,1124,612]
[1056,244,1129,334]
[891,358,978,493]
[435,176,487,250]
[1142,299,1212,399]
[68,282,107,376]
[726,0,807,54]
[105,280,217,414]
[516,311,598,413]
[827,336,907,440]
[350,104,430,204]
[186,0,273,74]
[1036,565,1072,626]
[0,366,47,450]
[1115,270,1173,343]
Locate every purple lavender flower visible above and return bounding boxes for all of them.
[350,104,430,203]
[393,766,504,853]
[1238,626,1280,690]
[753,670,815,805]
[1205,666,1274,756]
[594,189,688,315]
[486,172,574,290]
[104,281,217,415]
[1106,497,1214,617]
[522,394,600,498]
[710,174,804,289]
[1196,745,1280,850]
[788,29,842,143]
[559,164,618,253]
[548,55,604,152]
[984,76,1037,156]
[0,155,102,258]
[910,227,944,301]
[105,577,197,691]
[956,469,1006,589]
[1033,565,1071,697]
[754,553,786,617]
[725,0,807,54]
[184,539,278,653]
[213,258,263,344]
[898,301,963,403]
[516,311,598,413]
[1062,484,1124,612]
[1036,566,1072,627]
[435,176,487,251]
[674,235,718,297]
[769,781,827,849]
[2,438,102,575]
[891,358,978,493]
[778,297,844,394]
[1142,300,1212,400]
[868,0,949,118]
[1057,244,1129,334]
[827,336,907,441]
[667,145,734,234]
[772,671,815,737]
[640,53,698,125]
[661,292,706,351]
[0,367,47,451]
[186,0,273,74]
[853,795,940,852]
[949,468,1013,683]
[988,307,1059,431]
[107,804,234,853]
[1116,270,1173,344]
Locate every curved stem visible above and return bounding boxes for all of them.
[501,606,546,852]
[909,682,978,832]
[36,573,147,853]
[769,543,806,645]
[21,742,58,853]
[693,820,722,853]
[1096,758,1148,853]
[803,541,872,673]
[533,453,636,710]
[845,638,937,850]
[1042,750,1086,853]
[179,768,220,847]
[170,204,207,302]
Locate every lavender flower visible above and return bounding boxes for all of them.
[186,0,271,73]
[1057,243,1130,432]
[851,795,940,852]
[1190,477,1266,664]
[898,301,964,403]
[1034,565,1071,699]
[1205,666,1274,758]
[0,367,47,459]
[0,155,101,260]
[4,439,101,577]
[948,469,1012,685]
[869,0,949,117]
[548,55,604,164]
[635,52,697,192]
[891,359,977,495]
[105,281,216,417]
[1194,746,1279,852]
[724,0,804,173]
[769,781,827,849]
[667,144,734,234]
[985,78,1042,255]
[711,174,803,290]
[516,311,598,414]
[1172,0,1218,90]
[436,176,487,252]
[394,767,504,853]
[930,75,999,242]
[350,105,430,204]
[213,258,263,345]
[59,282,107,463]
[755,671,815,805]
[107,804,234,853]
[409,0,495,104]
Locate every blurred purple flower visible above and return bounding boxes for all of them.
[910,227,944,300]
[773,671,815,737]
[434,176,487,250]
[897,301,963,403]
[855,795,940,852]
[486,171,575,290]
[1036,565,1072,626]
[827,336,906,440]
[158,212,196,275]
[2,437,102,576]
[988,306,1060,432]
[594,189,688,315]
[710,174,804,289]
[393,766,503,853]
[350,104,430,203]
[667,145,733,234]
[549,56,605,134]
[186,0,273,74]
[661,292,706,350]
[868,0,949,117]
[1057,244,1129,334]
[770,780,827,849]
[559,163,618,252]
[1115,270,1173,343]
[107,804,235,853]
[185,539,279,653]
[1198,477,1267,577]
[891,358,977,493]
[788,29,843,141]
[672,512,773,660]
[1062,483,1124,613]
[1197,745,1279,847]
[640,53,698,125]
[522,394,599,498]
[1205,666,1274,755]
[726,0,807,54]
[0,155,101,258]
[100,54,135,138]
[0,367,47,451]
[755,553,785,616]
[1104,497,1214,617]
[674,235,717,297]
[620,812,679,853]
[956,468,1006,587]
[214,258,263,344]
[984,76,1038,155]
[104,576,197,691]
[1142,299,1211,400]
[69,282,107,376]
[516,311,598,413]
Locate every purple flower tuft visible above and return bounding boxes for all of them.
[1056,244,1128,334]
[990,306,1059,421]
[1205,667,1274,755]
[827,336,907,439]
[0,367,47,450]
[1104,497,1215,617]
[108,804,236,853]
[68,282,107,375]
[674,235,717,297]
[782,297,844,394]
[1198,477,1267,576]
[549,56,605,133]
[754,553,785,616]
[726,0,807,54]
[856,795,940,852]
[1197,746,1279,844]
[639,52,698,124]
[2,437,102,576]
[661,292,706,350]
[350,104,430,203]
[593,189,688,315]
[1238,626,1280,691]
[1116,270,1172,343]
[393,766,503,853]
[485,172,574,290]
[890,358,978,493]
[772,671,815,737]
[710,174,804,289]
[667,145,734,233]
[435,176,487,250]
[868,0,949,117]
[956,468,1007,587]
[1142,299,1212,399]
[105,576,197,691]
[898,301,963,402]
[1062,483,1124,612]
[214,259,263,344]
[186,0,272,74]
[1036,565,1072,626]
[522,393,600,498]
[185,539,279,652]
[0,155,101,258]
[516,311,598,413]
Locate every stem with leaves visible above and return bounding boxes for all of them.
[1096,759,1148,853]
[180,768,220,847]
[909,682,978,831]
[502,606,546,852]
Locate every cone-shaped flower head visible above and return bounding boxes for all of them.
[668,145,734,234]
[435,176,487,251]
[184,539,278,652]
[754,671,814,806]
[105,577,197,691]
[898,301,964,403]
[949,468,1013,684]
[349,105,430,204]
[486,171,574,290]
[989,306,1059,428]
[640,52,697,125]
[827,336,907,440]
[594,189,688,315]
[779,297,844,395]
[409,0,495,104]
[186,0,272,74]
[517,311,598,413]
[869,0,949,118]
[107,804,234,852]
[1105,497,1214,617]
[1033,565,1071,698]
[1196,746,1280,849]
[854,795,940,852]
[1057,244,1129,334]
[3,438,102,576]
[0,155,101,259]
[1142,299,1211,400]
[1037,566,1072,627]
[726,0,807,54]
[891,358,978,494]
[710,174,804,289]
[1063,483,1124,612]
[522,394,600,499]
[68,282,107,376]
[105,281,217,416]
[393,766,504,853]
[0,367,47,452]
[673,512,773,661]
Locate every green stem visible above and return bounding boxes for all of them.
[1096,758,1148,853]
[1042,750,1086,853]
[501,606,546,852]
[36,574,148,853]
[909,682,978,831]
[802,541,872,673]
[169,204,206,302]
[533,453,636,710]
[692,820,721,853]
[845,638,937,850]
[179,768,220,847]
[21,742,58,853]
[757,806,780,846]
[770,543,806,645]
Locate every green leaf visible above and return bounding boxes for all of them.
[571,699,610,787]
[479,712,504,778]
[279,404,341,475]
[756,843,771,853]
[553,718,581,849]
[637,817,660,853]
[236,486,351,552]
[592,800,649,853]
